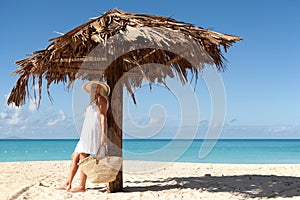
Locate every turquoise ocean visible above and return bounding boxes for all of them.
[1,139,300,163]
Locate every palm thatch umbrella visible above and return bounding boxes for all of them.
[7,9,242,192]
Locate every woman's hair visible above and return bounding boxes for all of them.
[89,93,97,105]
[89,91,109,105]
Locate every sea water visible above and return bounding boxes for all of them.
[1,139,300,163]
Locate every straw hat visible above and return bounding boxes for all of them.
[82,81,110,98]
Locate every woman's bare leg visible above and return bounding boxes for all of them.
[69,153,89,192]
[56,152,80,190]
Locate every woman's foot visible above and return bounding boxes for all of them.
[68,186,86,193]
[55,183,71,190]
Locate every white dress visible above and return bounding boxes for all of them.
[74,101,107,156]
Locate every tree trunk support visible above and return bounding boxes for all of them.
[106,73,123,193]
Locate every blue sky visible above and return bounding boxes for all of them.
[0,0,300,139]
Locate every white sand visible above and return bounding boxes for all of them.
[1,160,300,199]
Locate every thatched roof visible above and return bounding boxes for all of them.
[7,8,242,107]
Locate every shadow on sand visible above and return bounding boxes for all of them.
[124,175,300,198]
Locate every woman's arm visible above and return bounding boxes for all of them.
[98,96,108,146]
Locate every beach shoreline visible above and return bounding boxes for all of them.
[1,160,300,199]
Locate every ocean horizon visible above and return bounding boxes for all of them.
[1,139,300,164]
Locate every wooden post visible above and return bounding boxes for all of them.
[106,74,123,193]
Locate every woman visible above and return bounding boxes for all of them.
[56,81,110,192]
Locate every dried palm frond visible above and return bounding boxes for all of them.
[7,9,242,107]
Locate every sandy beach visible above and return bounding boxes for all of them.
[1,160,300,200]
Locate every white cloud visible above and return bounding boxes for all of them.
[267,126,291,133]
[219,121,300,139]
[123,111,169,139]
[0,112,7,119]
[47,110,66,126]
[4,105,22,125]
[266,123,300,134]
[230,118,238,124]
[199,120,209,126]
[7,114,21,125]
[28,99,38,113]
[0,95,74,138]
